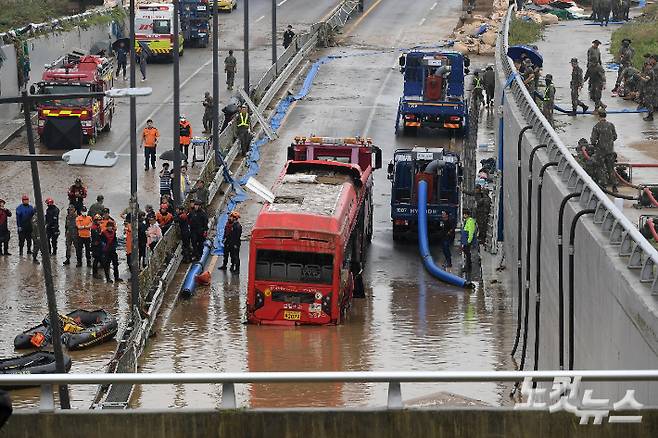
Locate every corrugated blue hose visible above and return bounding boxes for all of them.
[417,180,471,288]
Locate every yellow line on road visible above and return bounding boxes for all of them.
[279,0,385,131]
[339,0,385,43]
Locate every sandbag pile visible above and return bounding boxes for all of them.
[452,4,559,56]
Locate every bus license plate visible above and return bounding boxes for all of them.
[283,311,301,321]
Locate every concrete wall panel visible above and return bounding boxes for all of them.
[494,46,658,404]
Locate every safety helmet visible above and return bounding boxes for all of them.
[46,198,54,205]
[180,115,186,121]
[160,203,169,210]
[229,211,240,219]
[93,214,102,220]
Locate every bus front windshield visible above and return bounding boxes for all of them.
[255,250,333,285]
[40,84,92,107]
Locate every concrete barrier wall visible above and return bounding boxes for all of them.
[493,14,658,404]
[0,22,117,123]
[2,408,657,437]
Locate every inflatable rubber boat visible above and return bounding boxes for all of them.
[14,309,118,350]
[0,351,72,388]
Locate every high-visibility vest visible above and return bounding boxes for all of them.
[474,76,482,89]
[237,112,249,127]
[544,85,553,102]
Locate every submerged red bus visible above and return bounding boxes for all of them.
[246,136,382,325]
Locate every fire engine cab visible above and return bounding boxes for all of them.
[32,51,115,148]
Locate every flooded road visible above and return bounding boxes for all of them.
[135,0,517,409]
[0,0,341,409]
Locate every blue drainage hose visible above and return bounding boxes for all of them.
[417,180,470,288]
[180,44,460,296]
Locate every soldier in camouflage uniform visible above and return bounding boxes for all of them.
[570,58,588,115]
[576,138,600,183]
[619,66,641,99]
[621,0,630,20]
[586,40,602,98]
[584,63,607,112]
[614,39,635,93]
[599,0,611,26]
[639,55,656,121]
[590,110,618,190]
[522,58,536,98]
[591,0,601,22]
[542,74,556,126]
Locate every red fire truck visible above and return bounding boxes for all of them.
[33,51,115,147]
[246,136,382,326]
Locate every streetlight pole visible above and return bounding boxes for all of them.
[212,0,220,163]
[21,91,71,409]
[172,0,182,204]
[271,0,277,66]
[243,0,250,93]
[129,0,141,324]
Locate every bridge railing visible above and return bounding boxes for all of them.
[499,5,658,292]
[6,370,658,411]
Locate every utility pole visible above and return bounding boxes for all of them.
[173,0,182,204]
[243,0,250,93]
[129,0,140,325]
[212,0,220,163]
[271,0,277,66]
[21,91,71,409]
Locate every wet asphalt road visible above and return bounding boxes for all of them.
[535,19,658,226]
[1,0,341,408]
[135,0,517,409]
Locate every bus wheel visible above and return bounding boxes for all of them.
[353,275,365,299]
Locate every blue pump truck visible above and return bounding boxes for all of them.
[180,0,210,48]
[395,51,469,136]
[388,147,462,241]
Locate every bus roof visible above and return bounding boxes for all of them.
[253,161,360,238]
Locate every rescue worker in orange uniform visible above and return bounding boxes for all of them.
[75,206,93,267]
[179,115,192,160]
[141,119,160,171]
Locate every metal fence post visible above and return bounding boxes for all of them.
[221,382,236,409]
[387,381,402,409]
[39,384,55,413]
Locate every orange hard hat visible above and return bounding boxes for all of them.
[229,210,240,219]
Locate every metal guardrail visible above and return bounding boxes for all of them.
[92,0,362,410]
[498,6,658,293]
[8,370,658,412]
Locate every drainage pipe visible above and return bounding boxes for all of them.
[557,191,581,370]
[181,241,212,296]
[532,161,558,371]
[511,125,532,357]
[417,180,471,288]
[517,143,546,371]
[568,208,596,370]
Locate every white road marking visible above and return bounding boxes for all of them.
[362,29,405,138]
[419,17,426,26]
[277,0,289,6]
[255,15,266,23]
[430,2,437,10]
